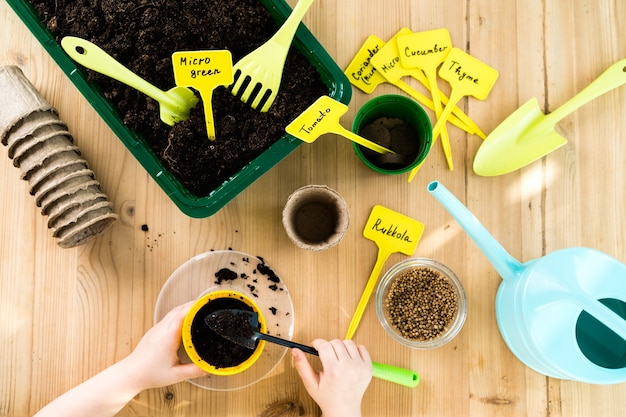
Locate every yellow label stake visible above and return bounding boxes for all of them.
[344,35,389,94]
[398,28,455,170]
[345,205,424,339]
[286,95,393,154]
[408,48,498,182]
[438,47,499,101]
[398,28,452,71]
[172,50,233,140]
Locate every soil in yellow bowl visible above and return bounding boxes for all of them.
[183,290,267,375]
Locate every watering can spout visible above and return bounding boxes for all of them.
[428,181,522,281]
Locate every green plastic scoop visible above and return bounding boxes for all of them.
[206,309,420,388]
[61,36,199,126]
[473,58,626,176]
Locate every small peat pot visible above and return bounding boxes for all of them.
[282,185,349,251]
[376,258,467,349]
[182,290,267,375]
[352,94,432,175]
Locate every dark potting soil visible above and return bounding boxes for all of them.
[214,267,239,284]
[186,254,287,368]
[294,202,337,244]
[208,309,255,345]
[29,0,328,196]
[358,117,420,170]
[190,297,258,369]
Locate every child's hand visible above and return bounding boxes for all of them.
[292,339,372,417]
[124,301,207,390]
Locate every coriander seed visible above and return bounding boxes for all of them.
[384,266,459,342]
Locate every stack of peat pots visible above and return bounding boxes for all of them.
[0,66,116,248]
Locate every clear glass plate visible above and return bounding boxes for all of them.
[154,250,294,391]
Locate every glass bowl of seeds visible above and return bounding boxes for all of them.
[376,258,467,349]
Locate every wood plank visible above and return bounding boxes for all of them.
[1,0,625,416]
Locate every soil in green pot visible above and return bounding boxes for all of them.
[28,0,328,196]
[358,117,421,170]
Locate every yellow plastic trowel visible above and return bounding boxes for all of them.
[473,58,626,176]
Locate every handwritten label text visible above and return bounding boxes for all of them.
[178,56,222,79]
[371,218,413,243]
[447,60,479,83]
[350,45,379,86]
[297,108,331,135]
[403,43,448,58]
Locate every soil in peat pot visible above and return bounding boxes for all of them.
[28,0,328,196]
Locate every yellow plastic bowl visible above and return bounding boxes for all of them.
[182,290,267,375]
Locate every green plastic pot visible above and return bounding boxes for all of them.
[352,94,432,175]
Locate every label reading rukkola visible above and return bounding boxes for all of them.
[344,205,424,340]
[363,205,424,253]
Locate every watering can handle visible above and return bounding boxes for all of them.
[427,181,522,280]
[542,58,626,126]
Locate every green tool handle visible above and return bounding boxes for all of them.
[371,361,420,388]
[60,36,178,108]
[273,335,419,387]
[271,0,315,50]
[540,58,626,129]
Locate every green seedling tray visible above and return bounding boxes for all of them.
[6,0,351,218]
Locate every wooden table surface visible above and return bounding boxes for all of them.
[2,0,626,416]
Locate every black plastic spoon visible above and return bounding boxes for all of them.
[205,309,420,387]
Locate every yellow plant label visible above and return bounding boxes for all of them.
[438,47,499,100]
[370,27,414,83]
[344,35,389,93]
[363,205,424,255]
[172,50,234,88]
[397,28,452,70]
[285,95,348,143]
[171,50,233,140]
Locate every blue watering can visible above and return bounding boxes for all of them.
[428,181,626,384]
